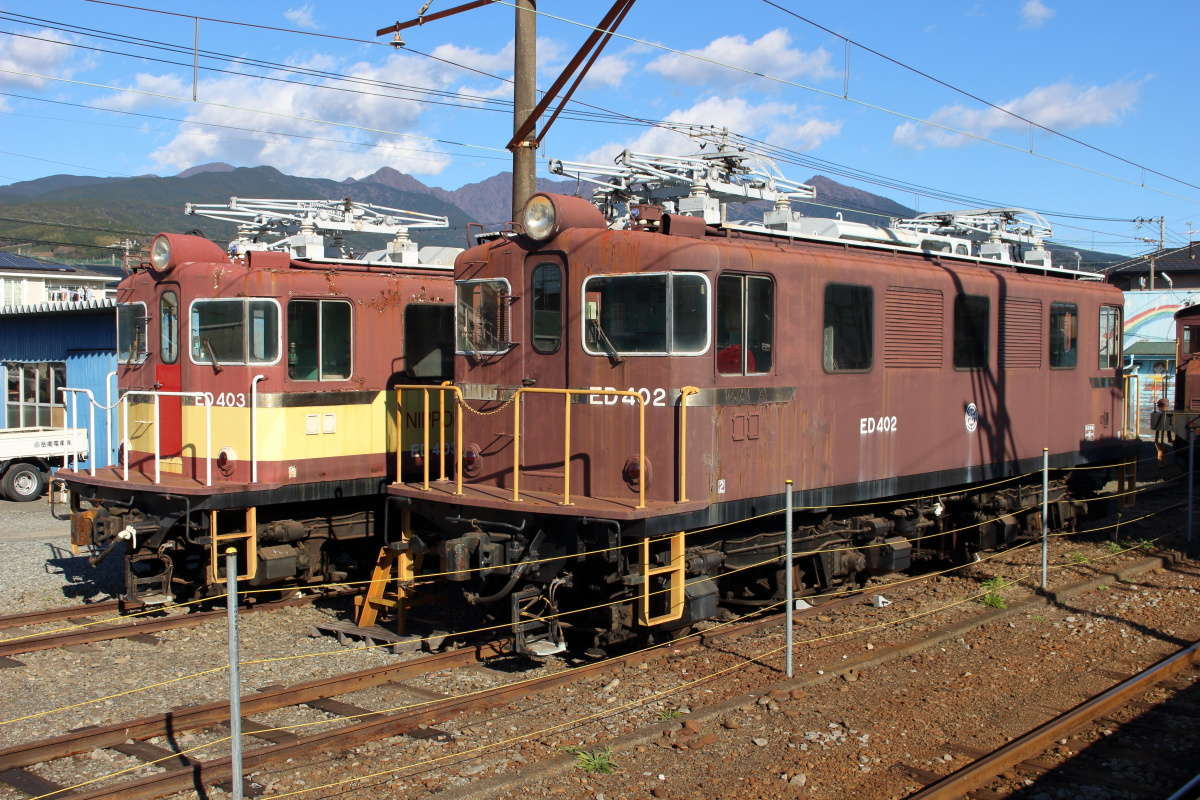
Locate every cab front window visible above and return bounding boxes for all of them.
[190,299,279,365]
[117,302,148,364]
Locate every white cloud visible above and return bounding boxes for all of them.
[91,73,190,111]
[1020,0,1054,28]
[583,54,630,88]
[283,4,317,29]
[893,79,1141,149]
[85,49,503,178]
[646,29,835,86]
[0,28,86,89]
[580,96,840,164]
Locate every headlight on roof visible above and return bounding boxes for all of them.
[149,234,173,272]
[522,194,557,241]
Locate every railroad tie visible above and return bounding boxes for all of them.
[0,656,24,668]
[304,697,386,721]
[0,767,75,798]
[240,717,300,744]
[108,741,197,770]
[892,763,944,784]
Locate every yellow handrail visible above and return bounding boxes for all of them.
[393,384,463,495]
[678,386,699,502]
[512,387,646,509]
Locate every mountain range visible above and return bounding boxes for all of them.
[0,163,1124,269]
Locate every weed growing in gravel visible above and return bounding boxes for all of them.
[979,577,1007,609]
[1097,584,1109,592]
[1029,614,1046,622]
[1105,540,1124,554]
[1068,552,1088,564]
[1132,538,1154,551]
[657,708,683,721]
[566,746,616,774]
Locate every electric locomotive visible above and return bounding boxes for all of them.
[387,140,1125,656]
[58,198,460,606]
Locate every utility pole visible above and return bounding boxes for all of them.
[512,0,537,221]
[1134,216,1166,290]
[378,0,631,221]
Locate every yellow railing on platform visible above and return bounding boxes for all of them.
[393,384,464,495]
[395,385,677,510]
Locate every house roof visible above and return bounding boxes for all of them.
[1104,242,1200,275]
[0,298,116,318]
[0,252,74,273]
[1126,340,1176,356]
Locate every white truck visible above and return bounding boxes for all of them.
[0,427,89,501]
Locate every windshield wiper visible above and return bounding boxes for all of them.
[202,338,223,374]
[587,319,623,365]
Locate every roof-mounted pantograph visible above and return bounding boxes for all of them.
[549,126,1090,279]
[185,197,458,268]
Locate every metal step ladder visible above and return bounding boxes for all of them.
[638,531,686,626]
[208,507,259,583]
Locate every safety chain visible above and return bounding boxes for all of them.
[452,391,519,417]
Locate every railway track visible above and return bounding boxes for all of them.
[0,593,862,800]
[906,639,1200,800]
[0,590,355,664]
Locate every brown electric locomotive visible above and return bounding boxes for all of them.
[387,147,1125,656]
[58,199,458,606]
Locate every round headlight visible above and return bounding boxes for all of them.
[522,194,556,241]
[149,234,172,271]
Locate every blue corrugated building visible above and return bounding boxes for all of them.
[1,255,120,470]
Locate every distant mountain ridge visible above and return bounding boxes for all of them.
[0,164,1125,269]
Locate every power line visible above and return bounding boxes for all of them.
[0,214,149,237]
[494,1,1200,206]
[759,0,1200,195]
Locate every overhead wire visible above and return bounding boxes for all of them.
[491,1,1200,206]
[758,0,1200,194]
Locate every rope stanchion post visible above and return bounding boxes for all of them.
[1041,447,1049,590]
[1188,429,1195,545]
[784,478,794,679]
[225,547,244,800]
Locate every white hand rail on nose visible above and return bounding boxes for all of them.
[121,390,213,486]
[58,387,96,476]
[250,374,266,483]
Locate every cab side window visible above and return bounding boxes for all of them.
[1049,302,1078,368]
[823,284,872,372]
[717,274,774,375]
[953,294,989,370]
[287,299,352,380]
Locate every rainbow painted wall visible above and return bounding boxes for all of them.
[1123,289,1200,348]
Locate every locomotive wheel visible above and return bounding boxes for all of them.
[3,463,46,502]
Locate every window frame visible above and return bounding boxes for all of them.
[530,262,563,355]
[716,273,775,376]
[159,291,179,365]
[1049,301,1079,370]
[455,277,513,356]
[286,298,354,381]
[188,297,282,367]
[822,283,874,374]
[1098,305,1122,370]
[5,361,66,428]
[952,294,991,371]
[116,301,149,365]
[579,271,712,358]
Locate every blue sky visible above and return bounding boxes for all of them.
[0,0,1196,256]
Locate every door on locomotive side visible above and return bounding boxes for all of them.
[154,285,183,463]
[519,254,569,493]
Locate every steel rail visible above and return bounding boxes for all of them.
[907,639,1200,799]
[0,639,507,771]
[26,599,852,800]
[0,590,353,659]
[0,601,122,632]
